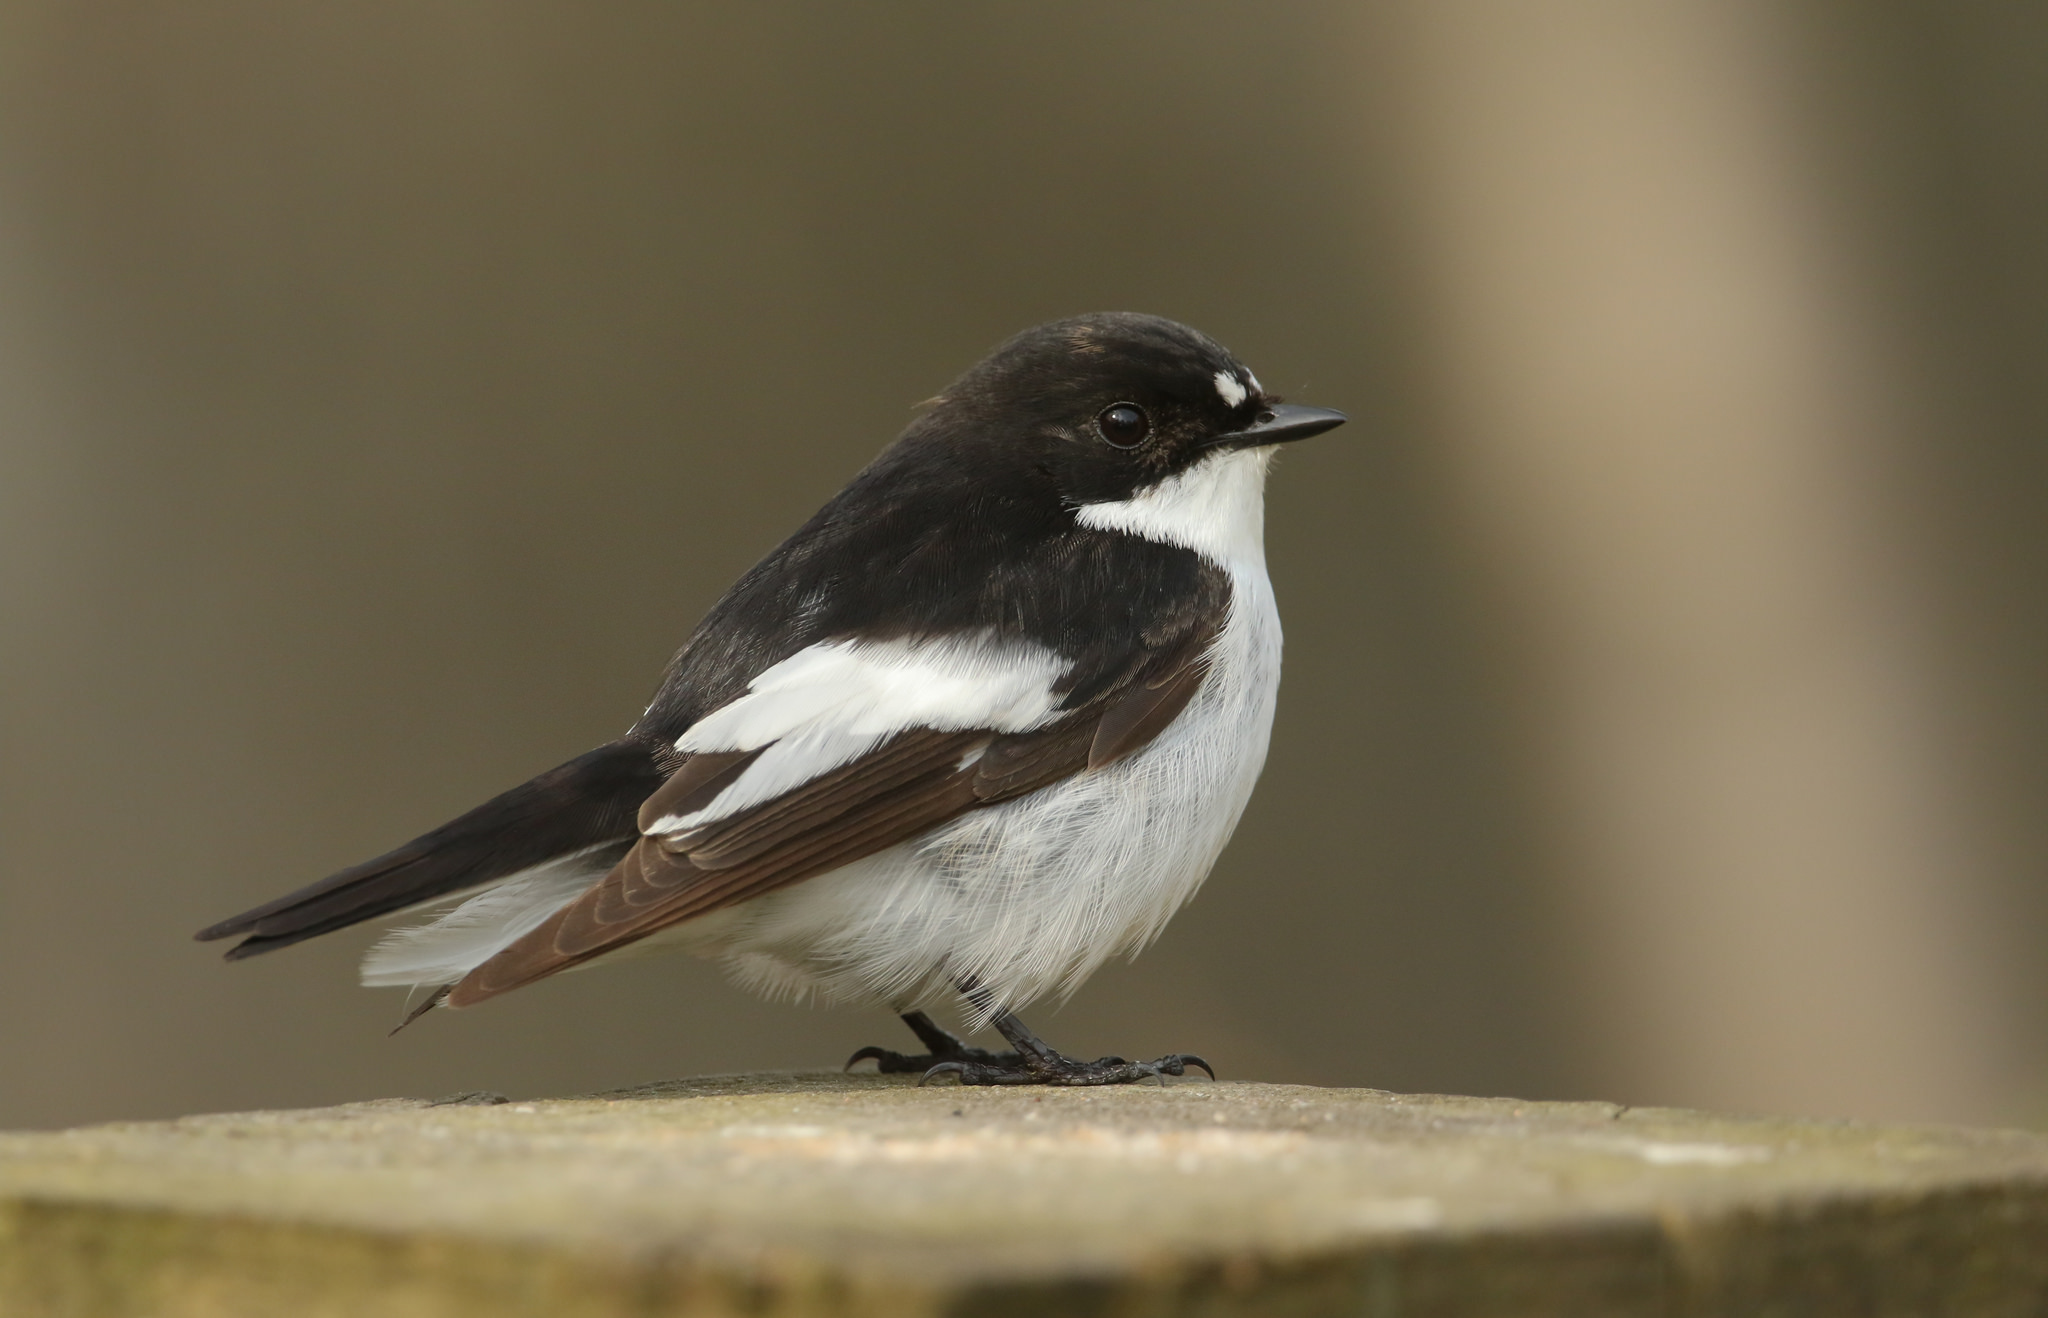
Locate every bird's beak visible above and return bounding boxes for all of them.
[1206,403,1348,450]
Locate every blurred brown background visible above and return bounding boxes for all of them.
[2,2,2045,1131]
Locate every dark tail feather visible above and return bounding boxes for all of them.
[390,985,452,1035]
[195,738,670,959]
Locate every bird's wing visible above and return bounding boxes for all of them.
[194,740,670,959]
[445,615,1222,1006]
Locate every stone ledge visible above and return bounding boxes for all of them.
[4,1071,2047,1316]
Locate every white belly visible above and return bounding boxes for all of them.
[685,566,1283,1021]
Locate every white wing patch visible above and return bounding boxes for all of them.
[1213,370,1248,408]
[651,632,1070,835]
[1075,445,1273,570]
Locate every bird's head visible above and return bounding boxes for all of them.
[903,312,1346,508]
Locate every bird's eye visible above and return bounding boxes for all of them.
[1095,403,1150,449]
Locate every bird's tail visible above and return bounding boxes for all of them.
[195,739,669,964]
[358,841,627,991]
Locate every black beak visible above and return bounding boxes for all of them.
[1207,403,1348,450]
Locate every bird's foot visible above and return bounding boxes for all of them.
[845,1009,1021,1075]
[918,1050,1213,1087]
[846,1004,1214,1087]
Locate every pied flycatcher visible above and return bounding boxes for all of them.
[198,313,1346,1086]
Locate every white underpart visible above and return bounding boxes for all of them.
[358,843,620,988]
[662,445,1282,1023]
[650,633,1069,834]
[1213,370,1248,408]
[1075,445,1273,570]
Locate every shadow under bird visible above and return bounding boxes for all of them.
[197,313,1346,1085]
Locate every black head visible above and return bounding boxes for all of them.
[896,312,1345,505]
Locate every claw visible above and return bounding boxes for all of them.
[844,1045,891,1072]
[1172,1054,1215,1080]
[919,1062,966,1087]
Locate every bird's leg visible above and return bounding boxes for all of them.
[915,985,1213,1087]
[843,1009,1021,1075]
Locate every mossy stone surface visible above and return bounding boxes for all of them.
[4,1071,2048,1315]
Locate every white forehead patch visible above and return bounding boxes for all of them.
[1212,371,1248,409]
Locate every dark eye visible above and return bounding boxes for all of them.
[1095,403,1150,449]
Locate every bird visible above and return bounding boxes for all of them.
[196,312,1345,1086]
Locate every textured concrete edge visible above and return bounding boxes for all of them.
[0,1197,937,1318]
[6,1178,2048,1318]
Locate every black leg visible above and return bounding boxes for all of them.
[844,1010,1022,1075]
[918,997,1213,1088]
